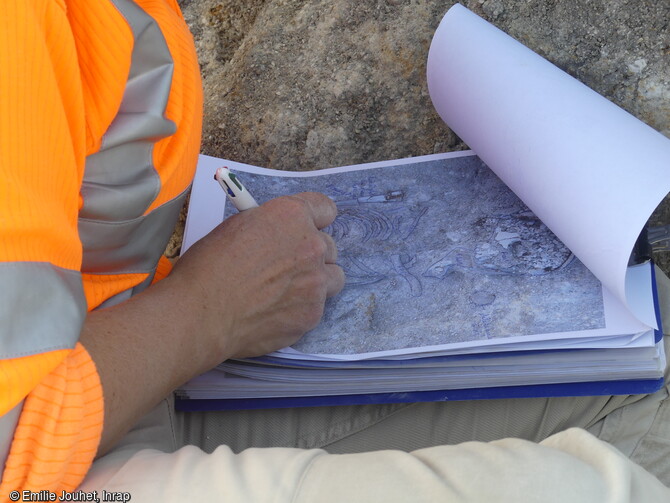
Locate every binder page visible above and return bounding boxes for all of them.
[183,153,653,361]
[427,4,670,327]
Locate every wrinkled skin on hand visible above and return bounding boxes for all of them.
[170,191,345,363]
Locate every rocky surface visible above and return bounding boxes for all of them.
[172,0,670,272]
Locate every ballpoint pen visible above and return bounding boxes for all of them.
[214,166,259,212]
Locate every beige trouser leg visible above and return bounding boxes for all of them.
[81,423,670,502]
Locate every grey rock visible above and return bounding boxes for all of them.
[175,0,670,272]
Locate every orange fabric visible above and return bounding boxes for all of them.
[0,351,70,419]
[0,344,103,493]
[0,2,96,495]
[0,0,86,267]
[0,0,86,418]
[0,0,202,493]
[64,0,134,157]
[154,255,175,284]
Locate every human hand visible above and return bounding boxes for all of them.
[169,192,345,366]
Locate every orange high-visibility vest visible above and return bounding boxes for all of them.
[0,0,202,491]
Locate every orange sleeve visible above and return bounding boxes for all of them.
[0,0,104,494]
[0,345,103,492]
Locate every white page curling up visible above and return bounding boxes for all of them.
[427,4,670,327]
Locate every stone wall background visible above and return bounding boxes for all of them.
[173,0,670,271]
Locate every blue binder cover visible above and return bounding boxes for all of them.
[175,376,665,412]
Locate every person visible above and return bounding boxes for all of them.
[1,1,669,501]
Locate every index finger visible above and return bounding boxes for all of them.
[291,192,338,230]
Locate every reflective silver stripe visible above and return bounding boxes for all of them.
[80,0,175,222]
[79,0,182,304]
[0,263,86,358]
[0,402,23,475]
[80,187,188,274]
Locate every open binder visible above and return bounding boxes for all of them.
[176,4,670,410]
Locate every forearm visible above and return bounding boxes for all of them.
[79,274,221,456]
[80,194,343,456]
